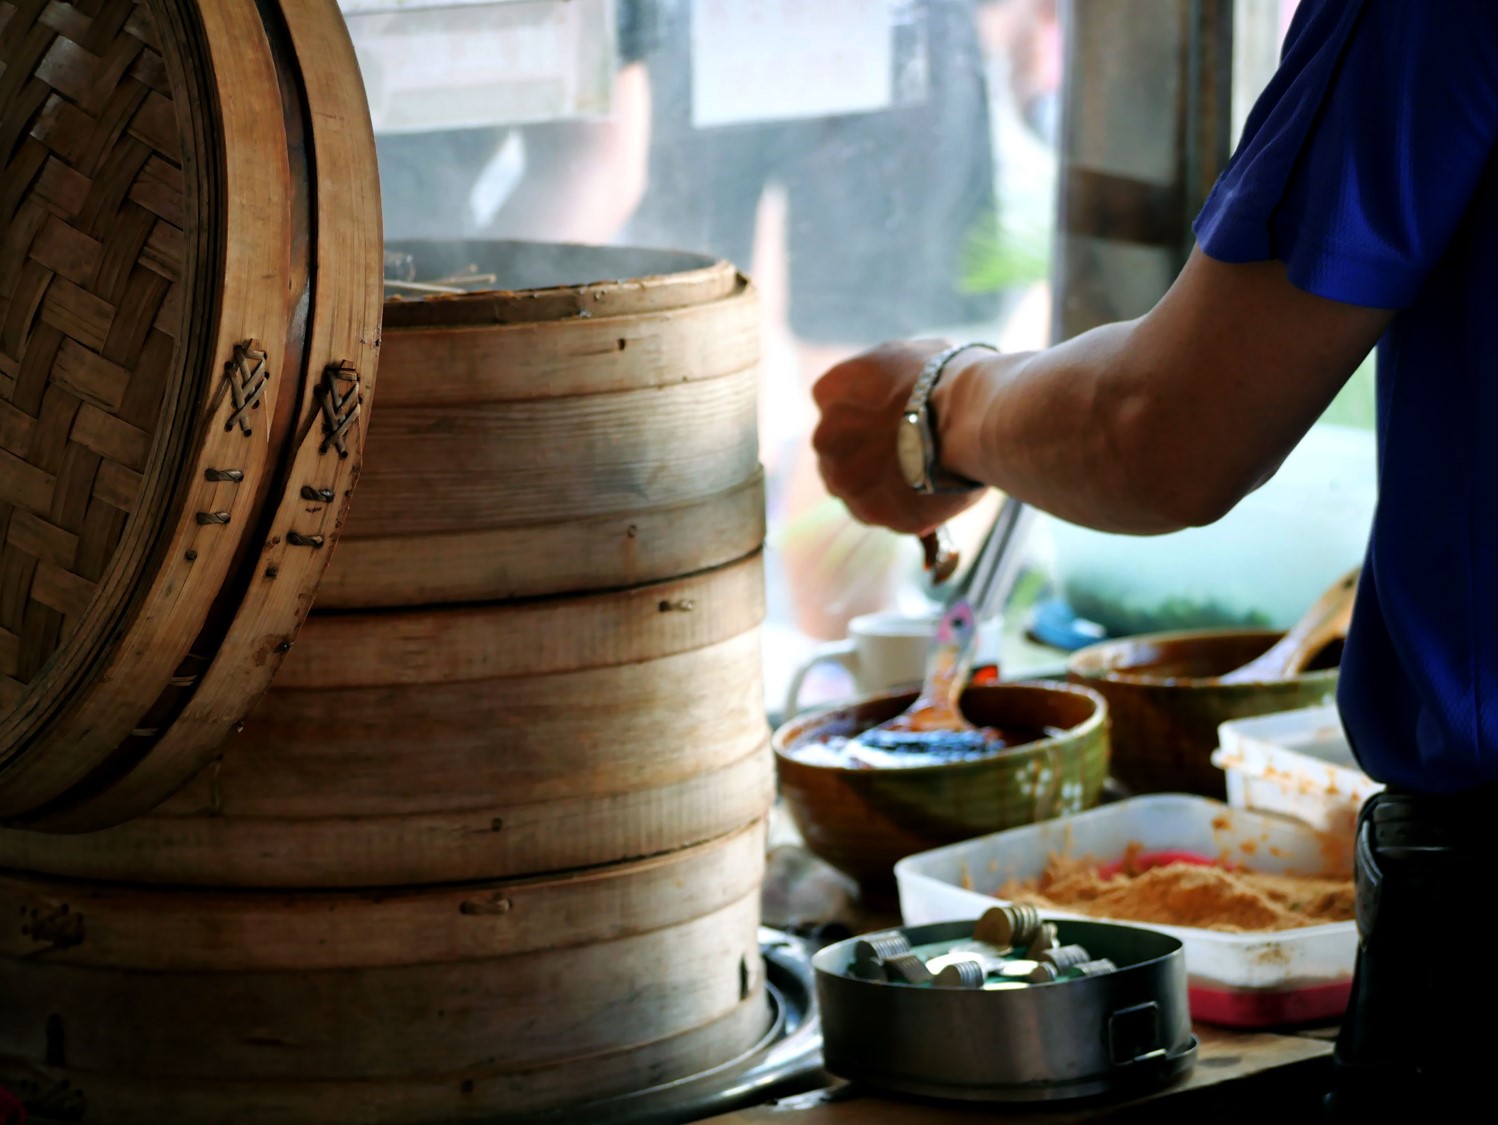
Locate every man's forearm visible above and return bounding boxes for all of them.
[810,252,1383,540]
[928,252,1389,535]
[931,322,1226,534]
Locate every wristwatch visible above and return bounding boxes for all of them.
[896,343,996,494]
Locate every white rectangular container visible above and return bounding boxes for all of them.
[1212,705,1382,838]
[894,795,1357,1027]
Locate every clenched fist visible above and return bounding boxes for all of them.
[811,340,989,535]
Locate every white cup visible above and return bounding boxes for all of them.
[783,610,1000,718]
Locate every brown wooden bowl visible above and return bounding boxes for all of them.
[773,683,1110,901]
[1066,628,1340,798]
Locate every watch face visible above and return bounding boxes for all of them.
[896,413,928,489]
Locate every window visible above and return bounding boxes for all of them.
[352,0,1374,715]
[358,0,1060,713]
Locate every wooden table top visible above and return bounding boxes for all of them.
[707,1024,1335,1123]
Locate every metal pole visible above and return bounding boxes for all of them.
[1052,0,1236,342]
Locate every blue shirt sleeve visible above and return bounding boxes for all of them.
[1195,0,1498,309]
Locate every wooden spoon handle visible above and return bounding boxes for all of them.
[877,598,979,732]
[1218,567,1360,685]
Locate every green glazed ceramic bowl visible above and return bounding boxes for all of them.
[773,682,1110,901]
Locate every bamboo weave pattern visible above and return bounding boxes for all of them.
[0,0,183,697]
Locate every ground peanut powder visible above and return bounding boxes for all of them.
[997,845,1355,932]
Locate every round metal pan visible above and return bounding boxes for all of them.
[815,919,1197,1103]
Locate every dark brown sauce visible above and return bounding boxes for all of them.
[791,724,1062,769]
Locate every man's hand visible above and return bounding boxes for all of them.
[808,251,1391,538]
[811,340,988,535]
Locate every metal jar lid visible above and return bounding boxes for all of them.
[0,0,381,829]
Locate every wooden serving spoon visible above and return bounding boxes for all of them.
[853,503,1034,756]
[849,596,992,755]
[1215,567,1360,685]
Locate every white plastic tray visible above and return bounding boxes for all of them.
[894,795,1357,1026]
[1212,705,1382,837]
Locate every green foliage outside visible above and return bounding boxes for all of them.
[960,208,1052,295]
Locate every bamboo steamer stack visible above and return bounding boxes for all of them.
[0,6,771,1123]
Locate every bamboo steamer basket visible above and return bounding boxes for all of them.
[0,237,771,883]
[0,15,774,1125]
[322,240,763,608]
[0,0,382,829]
[0,553,775,886]
[0,820,771,1124]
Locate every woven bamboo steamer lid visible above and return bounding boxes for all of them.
[0,0,382,829]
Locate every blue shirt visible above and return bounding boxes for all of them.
[1194,0,1498,793]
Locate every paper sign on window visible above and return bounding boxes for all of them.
[345,0,617,133]
[689,0,898,128]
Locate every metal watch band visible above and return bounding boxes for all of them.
[905,342,999,417]
[906,342,997,493]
